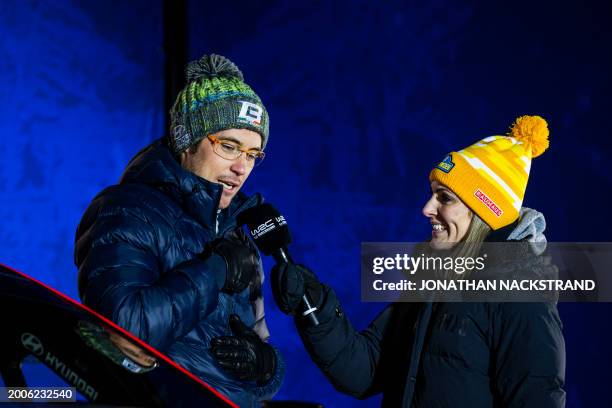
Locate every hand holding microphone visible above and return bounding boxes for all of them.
[271,263,322,316]
[238,203,321,326]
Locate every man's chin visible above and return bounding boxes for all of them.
[219,191,236,209]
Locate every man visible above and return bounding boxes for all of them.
[74,54,283,407]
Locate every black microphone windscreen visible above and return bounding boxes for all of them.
[237,203,292,255]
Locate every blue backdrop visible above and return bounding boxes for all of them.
[1,1,611,407]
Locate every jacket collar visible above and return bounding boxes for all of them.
[485,220,519,242]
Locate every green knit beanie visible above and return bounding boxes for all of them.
[168,54,269,153]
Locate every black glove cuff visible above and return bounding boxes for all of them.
[208,238,255,294]
[255,343,276,384]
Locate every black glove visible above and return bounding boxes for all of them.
[271,263,323,316]
[206,231,259,294]
[211,315,276,383]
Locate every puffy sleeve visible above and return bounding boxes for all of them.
[75,196,226,351]
[295,286,394,399]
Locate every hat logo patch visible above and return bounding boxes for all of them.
[172,124,191,148]
[436,155,455,173]
[474,189,503,217]
[238,101,262,126]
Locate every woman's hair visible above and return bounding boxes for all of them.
[450,212,492,279]
[421,210,492,281]
[455,212,492,256]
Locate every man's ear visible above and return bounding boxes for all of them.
[179,150,188,167]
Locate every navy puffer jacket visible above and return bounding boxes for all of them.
[74,139,284,407]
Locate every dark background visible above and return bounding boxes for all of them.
[1,0,611,406]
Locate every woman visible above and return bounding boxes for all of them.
[272,115,566,407]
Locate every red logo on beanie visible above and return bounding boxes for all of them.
[474,189,503,217]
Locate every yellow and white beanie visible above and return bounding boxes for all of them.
[429,115,550,230]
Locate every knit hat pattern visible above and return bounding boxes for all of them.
[430,115,550,230]
[168,54,269,153]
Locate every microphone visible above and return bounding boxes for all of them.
[237,203,319,326]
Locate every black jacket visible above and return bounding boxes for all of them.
[296,216,565,407]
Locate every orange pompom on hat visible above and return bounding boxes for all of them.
[429,115,550,230]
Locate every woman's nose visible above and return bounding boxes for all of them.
[422,196,437,218]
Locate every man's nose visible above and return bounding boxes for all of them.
[230,154,248,175]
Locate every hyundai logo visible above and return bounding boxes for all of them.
[21,332,44,357]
